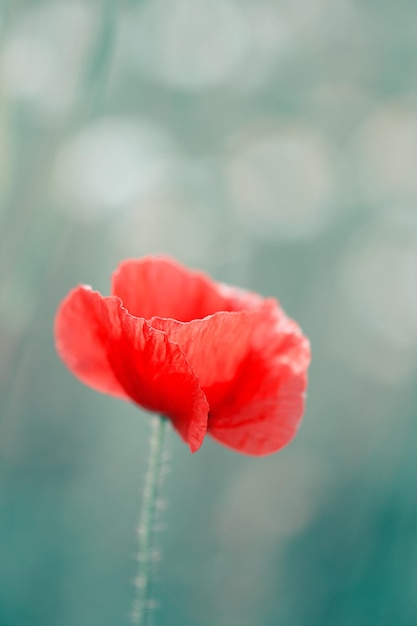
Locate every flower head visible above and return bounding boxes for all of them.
[54,256,310,454]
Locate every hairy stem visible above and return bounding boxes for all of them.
[132,415,168,625]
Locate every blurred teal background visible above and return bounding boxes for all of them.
[1,1,417,625]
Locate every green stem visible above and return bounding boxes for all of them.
[132,415,168,625]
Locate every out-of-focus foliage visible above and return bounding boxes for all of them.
[1,1,417,625]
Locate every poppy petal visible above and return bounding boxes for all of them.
[207,311,311,456]
[55,286,129,401]
[54,286,209,452]
[111,256,265,322]
[149,306,273,389]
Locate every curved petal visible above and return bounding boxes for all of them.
[54,286,209,452]
[150,305,273,389]
[207,309,311,456]
[55,286,129,401]
[111,256,266,322]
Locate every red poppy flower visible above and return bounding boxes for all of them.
[54,256,310,455]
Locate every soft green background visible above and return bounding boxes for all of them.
[1,1,417,625]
